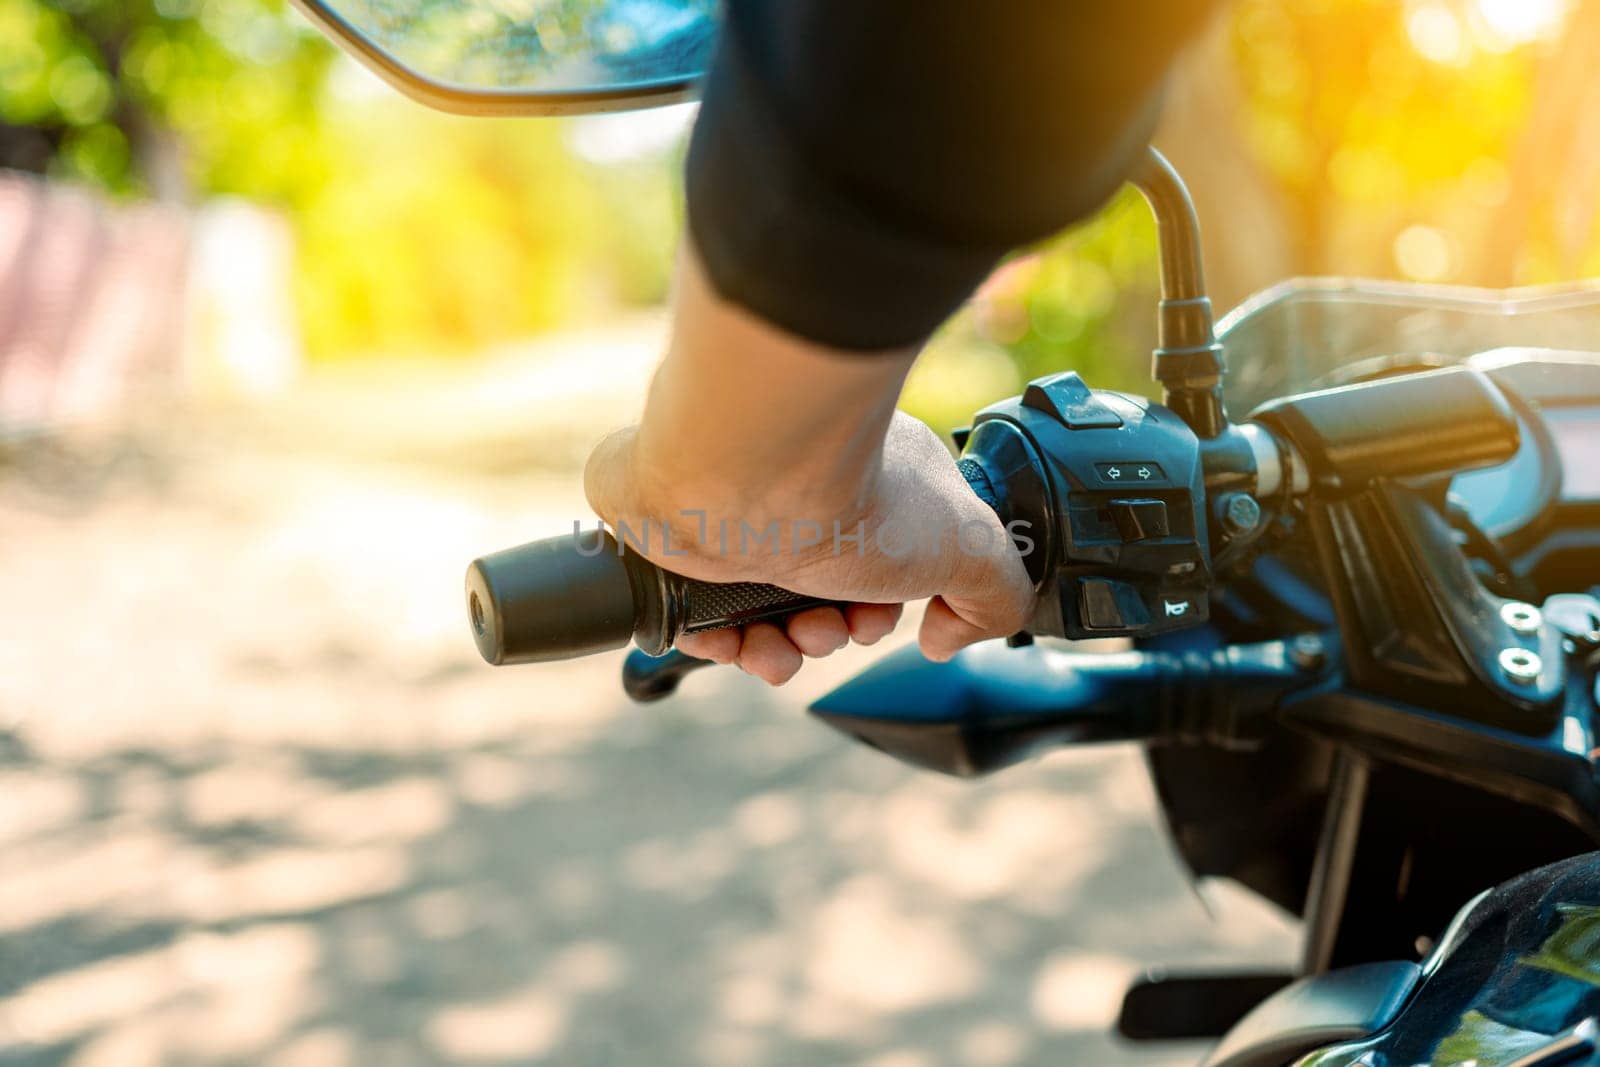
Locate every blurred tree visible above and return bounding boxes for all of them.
[6,0,1596,380]
[1224,0,1541,282]
[1156,14,1297,313]
[293,105,611,357]
[970,0,1590,428]
[0,0,334,199]
[0,0,685,359]
[1484,0,1600,284]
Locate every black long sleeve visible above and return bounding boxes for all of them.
[685,1,1219,351]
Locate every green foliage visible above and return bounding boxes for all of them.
[993,188,1161,396]
[904,187,1162,433]
[0,0,333,196]
[295,105,616,358]
[583,149,686,307]
[0,0,683,359]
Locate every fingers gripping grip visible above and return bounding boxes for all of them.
[466,461,999,665]
[676,580,823,638]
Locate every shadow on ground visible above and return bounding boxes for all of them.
[0,702,1297,1067]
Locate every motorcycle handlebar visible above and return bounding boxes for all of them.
[465,533,832,664]
[464,366,1517,670]
[466,461,1000,665]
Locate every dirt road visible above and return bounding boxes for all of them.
[0,348,1297,1066]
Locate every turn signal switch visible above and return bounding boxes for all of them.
[953,370,1212,641]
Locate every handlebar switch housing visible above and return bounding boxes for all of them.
[962,371,1213,641]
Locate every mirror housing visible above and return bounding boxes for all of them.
[290,0,714,116]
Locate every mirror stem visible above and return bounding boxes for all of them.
[1131,147,1228,438]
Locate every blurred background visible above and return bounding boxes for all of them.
[0,0,1593,1063]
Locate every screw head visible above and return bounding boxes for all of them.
[1220,492,1262,536]
[1500,601,1542,636]
[1289,633,1327,670]
[1499,647,1542,685]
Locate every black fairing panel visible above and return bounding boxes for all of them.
[1299,852,1600,1066]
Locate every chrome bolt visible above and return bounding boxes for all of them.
[1219,492,1262,537]
[1289,633,1327,671]
[1499,647,1542,685]
[1500,601,1542,636]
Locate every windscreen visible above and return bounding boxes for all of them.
[1219,279,1600,414]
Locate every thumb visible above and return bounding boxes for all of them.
[583,426,641,525]
[917,553,1035,662]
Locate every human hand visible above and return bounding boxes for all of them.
[582,246,1034,685]
[585,410,1035,685]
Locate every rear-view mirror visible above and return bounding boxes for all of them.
[291,0,717,115]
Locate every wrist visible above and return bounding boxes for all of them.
[590,245,921,581]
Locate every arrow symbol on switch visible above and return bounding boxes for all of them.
[1106,467,1122,479]
[1136,466,1152,479]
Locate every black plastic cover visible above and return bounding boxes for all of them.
[1250,365,1519,491]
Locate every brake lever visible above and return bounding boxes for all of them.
[622,647,716,702]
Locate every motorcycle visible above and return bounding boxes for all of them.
[298,3,1600,1063]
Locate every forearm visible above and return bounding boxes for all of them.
[597,249,917,541]
[582,253,1035,676]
